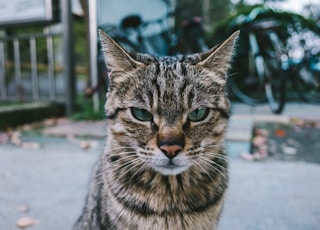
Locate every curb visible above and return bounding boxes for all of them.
[226,114,291,142]
[0,102,65,130]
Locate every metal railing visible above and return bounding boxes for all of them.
[0,30,63,102]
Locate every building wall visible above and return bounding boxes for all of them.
[97,0,170,26]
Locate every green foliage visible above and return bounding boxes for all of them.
[205,3,320,102]
[70,96,105,121]
[207,4,320,46]
[73,16,88,66]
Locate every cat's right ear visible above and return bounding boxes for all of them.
[98,30,144,77]
[196,30,239,80]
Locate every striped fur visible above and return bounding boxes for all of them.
[74,30,239,230]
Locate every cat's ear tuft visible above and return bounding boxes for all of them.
[197,30,239,78]
[98,30,144,76]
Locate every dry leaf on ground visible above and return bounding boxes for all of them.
[80,141,90,150]
[16,217,38,228]
[0,132,9,144]
[17,205,29,213]
[20,142,41,150]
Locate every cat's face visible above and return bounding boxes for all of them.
[100,31,238,176]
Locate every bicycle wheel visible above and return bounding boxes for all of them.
[228,49,266,105]
[263,58,286,114]
[263,32,286,114]
[293,61,320,103]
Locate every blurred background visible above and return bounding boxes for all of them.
[0,0,319,124]
[1,1,320,229]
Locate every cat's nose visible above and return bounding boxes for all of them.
[157,125,185,159]
[159,144,183,159]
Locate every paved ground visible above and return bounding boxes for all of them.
[0,102,319,229]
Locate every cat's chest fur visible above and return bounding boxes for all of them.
[99,156,227,229]
[74,30,239,230]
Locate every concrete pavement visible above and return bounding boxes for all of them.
[0,102,319,229]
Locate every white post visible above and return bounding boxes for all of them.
[62,0,76,115]
[88,0,99,112]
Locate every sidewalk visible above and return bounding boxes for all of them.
[0,102,319,230]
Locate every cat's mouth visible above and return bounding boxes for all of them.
[151,158,191,176]
[161,160,181,169]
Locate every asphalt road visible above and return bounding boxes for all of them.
[0,136,319,230]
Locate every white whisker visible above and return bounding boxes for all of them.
[192,160,215,182]
[204,144,225,148]
[201,152,229,163]
[198,157,228,181]
[110,157,142,177]
[107,145,139,152]
[127,161,148,183]
[108,151,137,157]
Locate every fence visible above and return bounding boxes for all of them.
[0,29,63,102]
[0,0,75,116]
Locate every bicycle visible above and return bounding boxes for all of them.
[227,8,287,113]
[99,12,208,55]
[285,28,320,103]
[224,7,320,114]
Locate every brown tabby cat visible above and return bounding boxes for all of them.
[74,30,239,230]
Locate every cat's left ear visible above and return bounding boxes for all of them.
[197,31,240,78]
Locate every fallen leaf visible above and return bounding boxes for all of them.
[17,205,29,213]
[21,124,32,131]
[89,141,99,148]
[281,143,297,155]
[0,132,9,144]
[57,117,71,125]
[274,129,286,137]
[80,141,90,150]
[291,118,305,128]
[10,131,22,146]
[20,142,41,150]
[255,128,269,137]
[252,136,267,146]
[241,152,254,161]
[16,217,38,228]
[43,118,57,127]
[3,170,14,178]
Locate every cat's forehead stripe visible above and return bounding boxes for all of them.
[158,57,179,70]
[155,56,191,78]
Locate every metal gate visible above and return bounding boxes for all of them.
[0,0,75,115]
[0,29,62,102]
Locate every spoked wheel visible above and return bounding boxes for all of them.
[228,49,266,105]
[262,31,287,114]
[264,58,286,114]
[293,65,320,103]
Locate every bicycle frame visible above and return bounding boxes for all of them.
[248,32,266,90]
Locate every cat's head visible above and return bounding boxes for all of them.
[99,30,239,176]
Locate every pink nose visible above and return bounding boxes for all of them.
[159,145,183,159]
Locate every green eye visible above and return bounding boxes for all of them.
[188,108,209,122]
[131,108,153,121]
